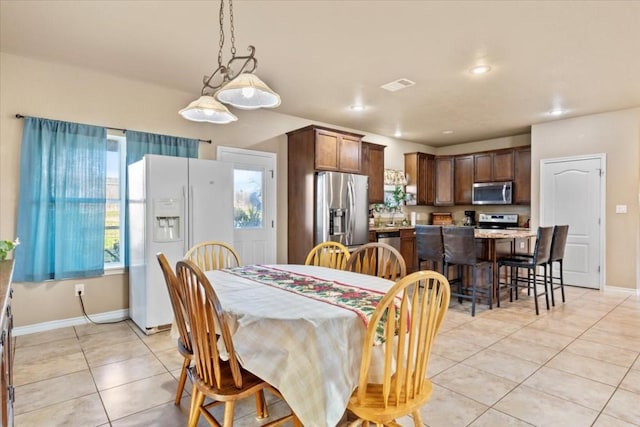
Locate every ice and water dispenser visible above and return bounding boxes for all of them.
[153,198,182,242]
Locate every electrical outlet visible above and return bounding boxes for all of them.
[519,241,525,249]
[75,283,85,297]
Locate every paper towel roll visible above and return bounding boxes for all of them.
[410,212,417,226]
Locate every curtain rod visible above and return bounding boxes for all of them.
[15,114,212,144]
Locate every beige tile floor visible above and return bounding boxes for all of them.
[12,285,640,427]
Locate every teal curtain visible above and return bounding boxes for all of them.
[124,131,199,266]
[126,131,198,165]
[14,117,107,282]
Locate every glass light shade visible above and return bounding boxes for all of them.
[179,95,238,124]
[215,73,281,110]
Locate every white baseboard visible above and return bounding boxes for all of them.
[13,309,129,336]
[602,285,638,294]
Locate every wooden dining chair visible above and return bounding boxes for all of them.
[347,270,451,426]
[175,259,300,427]
[304,241,351,269]
[156,252,192,405]
[184,240,241,271]
[346,242,407,281]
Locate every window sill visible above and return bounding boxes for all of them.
[104,266,127,276]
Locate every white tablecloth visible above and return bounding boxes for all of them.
[205,264,395,427]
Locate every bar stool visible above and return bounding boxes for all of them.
[415,225,445,274]
[498,226,553,315]
[442,227,493,316]
[548,225,570,306]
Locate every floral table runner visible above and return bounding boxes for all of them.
[224,265,399,344]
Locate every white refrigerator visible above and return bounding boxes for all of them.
[128,154,233,333]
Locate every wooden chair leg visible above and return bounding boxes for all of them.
[188,388,205,427]
[223,400,236,427]
[175,357,190,405]
[413,410,424,426]
[255,390,268,419]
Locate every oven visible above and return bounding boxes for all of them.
[477,213,519,229]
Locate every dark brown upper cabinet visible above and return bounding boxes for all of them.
[314,128,362,173]
[454,155,474,205]
[362,142,386,204]
[404,152,434,205]
[434,157,454,206]
[473,149,514,182]
[513,147,531,205]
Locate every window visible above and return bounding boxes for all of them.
[233,168,263,228]
[105,133,126,268]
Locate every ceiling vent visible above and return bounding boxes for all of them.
[380,78,416,92]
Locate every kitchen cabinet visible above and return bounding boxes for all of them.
[404,152,434,205]
[362,142,386,204]
[434,157,454,206]
[400,228,416,273]
[454,155,474,205]
[286,125,365,264]
[314,128,362,173]
[0,261,14,427]
[513,147,531,205]
[473,149,514,182]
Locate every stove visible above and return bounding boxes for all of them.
[477,213,519,229]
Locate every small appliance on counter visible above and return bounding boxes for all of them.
[464,210,476,226]
[477,213,519,229]
[431,212,453,225]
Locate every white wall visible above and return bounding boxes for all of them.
[531,108,640,289]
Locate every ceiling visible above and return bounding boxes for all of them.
[1,1,639,146]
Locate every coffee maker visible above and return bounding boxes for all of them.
[464,210,476,226]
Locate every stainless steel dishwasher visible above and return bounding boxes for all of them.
[376,230,401,251]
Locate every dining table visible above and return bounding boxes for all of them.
[204,264,396,427]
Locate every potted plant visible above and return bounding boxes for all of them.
[0,238,19,261]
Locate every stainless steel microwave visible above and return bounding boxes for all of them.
[472,181,513,205]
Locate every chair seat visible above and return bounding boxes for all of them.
[191,361,267,401]
[498,256,538,268]
[348,378,434,424]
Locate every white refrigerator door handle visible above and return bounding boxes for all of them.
[189,185,194,249]
[183,186,188,254]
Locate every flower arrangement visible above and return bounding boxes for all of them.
[0,238,19,261]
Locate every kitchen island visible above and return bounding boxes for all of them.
[474,228,537,305]
[369,225,535,302]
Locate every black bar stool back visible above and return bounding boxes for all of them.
[549,225,569,306]
[415,225,445,274]
[498,226,553,315]
[442,227,492,316]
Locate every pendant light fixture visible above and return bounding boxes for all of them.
[179,0,280,123]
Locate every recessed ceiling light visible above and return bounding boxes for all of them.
[442,130,454,135]
[548,108,565,116]
[469,65,492,75]
[350,104,365,112]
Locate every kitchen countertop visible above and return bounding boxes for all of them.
[370,225,535,239]
[474,228,536,239]
[370,225,418,232]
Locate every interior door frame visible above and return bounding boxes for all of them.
[540,153,606,290]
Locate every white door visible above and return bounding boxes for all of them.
[540,155,604,289]
[217,147,276,265]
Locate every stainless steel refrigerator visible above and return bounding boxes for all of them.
[315,171,369,247]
